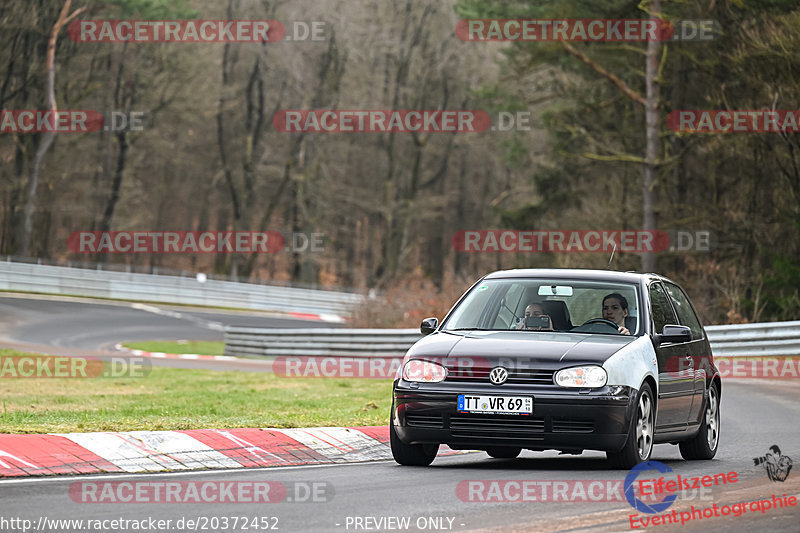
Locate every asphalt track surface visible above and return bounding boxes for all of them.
[0,295,798,532]
[0,380,797,532]
[0,293,325,371]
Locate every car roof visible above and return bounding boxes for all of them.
[482,268,675,285]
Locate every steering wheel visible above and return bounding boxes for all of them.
[580,318,621,331]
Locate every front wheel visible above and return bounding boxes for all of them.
[679,381,720,460]
[607,382,654,469]
[390,408,438,466]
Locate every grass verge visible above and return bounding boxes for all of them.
[0,349,391,434]
[123,340,225,356]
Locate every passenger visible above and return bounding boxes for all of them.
[602,293,632,335]
[516,302,553,331]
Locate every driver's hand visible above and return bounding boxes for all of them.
[618,326,631,335]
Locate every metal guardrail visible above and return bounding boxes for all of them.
[705,321,800,357]
[0,260,363,318]
[224,327,421,357]
[224,321,800,359]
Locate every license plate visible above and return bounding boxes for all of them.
[458,395,532,415]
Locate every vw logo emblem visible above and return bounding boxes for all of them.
[489,367,508,385]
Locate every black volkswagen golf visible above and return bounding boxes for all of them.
[391,269,722,468]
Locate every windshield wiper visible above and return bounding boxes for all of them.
[446,328,491,331]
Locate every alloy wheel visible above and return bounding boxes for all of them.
[705,386,720,450]
[636,392,653,460]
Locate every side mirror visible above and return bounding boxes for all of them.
[654,324,691,345]
[420,317,438,335]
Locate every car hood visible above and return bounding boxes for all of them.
[406,330,636,365]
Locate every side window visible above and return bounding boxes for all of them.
[493,283,525,329]
[445,283,493,329]
[649,282,677,334]
[664,283,704,339]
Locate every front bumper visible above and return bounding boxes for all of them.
[393,380,636,452]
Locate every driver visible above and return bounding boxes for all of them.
[602,293,632,335]
[515,302,554,331]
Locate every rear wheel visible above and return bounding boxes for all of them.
[486,447,521,459]
[679,381,720,460]
[390,406,438,466]
[607,383,654,469]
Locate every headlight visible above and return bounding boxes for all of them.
[402,360,447,383]
[555,366,607,388]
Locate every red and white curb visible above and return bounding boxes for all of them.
[288,311,346,323]
[128,302,346,328]
[114,343,236,362]
[0,426,462,477]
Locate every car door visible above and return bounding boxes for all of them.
[663,282,708,425]
[649,281,694,430]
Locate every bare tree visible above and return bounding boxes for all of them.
[19,0,86,256]
[642,0,662,272]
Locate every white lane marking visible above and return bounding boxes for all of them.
[130,303,225,331]
[130,303,168,315]
[0,456,411,485]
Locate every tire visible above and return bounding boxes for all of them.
[679,381,720,460]
[486,447,521,459]
[607,382,655,469]
[390,406,438,466]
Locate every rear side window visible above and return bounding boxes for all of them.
[649,282,677,334]
[664,283,704,339]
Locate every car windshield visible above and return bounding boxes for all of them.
[441,278,641,336]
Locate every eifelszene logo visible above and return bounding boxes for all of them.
[625,461,677,514]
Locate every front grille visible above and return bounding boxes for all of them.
[450,414,545,438]
[406,413,444,429]
[552,417,595,433]
[445,365,554,385]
